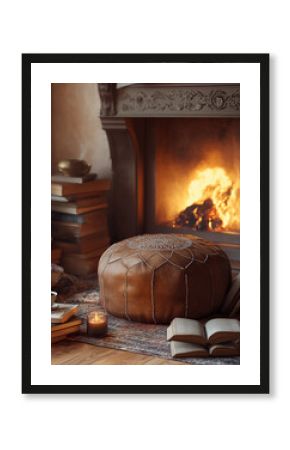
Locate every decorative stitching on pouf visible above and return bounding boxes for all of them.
[127,234,192,250]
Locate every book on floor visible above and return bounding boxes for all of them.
[167,317,240,345]
[53,234,110,254]
[51,173,97,184]
[51,318,82,343]
[51,201,108,215]
[52,221,107,240]
[170,340,240,358]
[51,207,108,225]
[51,191,107,202]
[51,317,82,332]
[51,324,81,338]
[51,303,79,324]
[51,179,111,197]
[168,317,240,358]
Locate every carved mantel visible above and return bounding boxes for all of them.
[99,83,240,118]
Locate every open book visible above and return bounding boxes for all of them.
[167,317,240,357]
[51,303,79,324]
[170,341,240,357]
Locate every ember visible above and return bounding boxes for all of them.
[174,167,239,232]
[175,198,223,231]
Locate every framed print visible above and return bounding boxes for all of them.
[22,53,269,394]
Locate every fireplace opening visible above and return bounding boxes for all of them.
[145,117,240,241]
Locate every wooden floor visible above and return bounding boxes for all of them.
[51,340,185,365]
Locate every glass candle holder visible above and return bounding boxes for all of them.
[87,311,108,337]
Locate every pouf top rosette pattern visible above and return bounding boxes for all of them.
[98,234,231,324]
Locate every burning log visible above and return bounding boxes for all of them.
[175,198,223,231]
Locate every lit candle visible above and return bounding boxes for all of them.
[87,311,108,337]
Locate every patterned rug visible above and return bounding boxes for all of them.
[67,289,240,365]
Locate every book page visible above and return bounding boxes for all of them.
[205,318,240,344]
[209,343,240,357]
[170,341,209,357]
[169,318,206,343]
[51,303,79,323]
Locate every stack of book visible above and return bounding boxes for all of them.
[51,173,111,276]
[167,317,240,357]
[51,303,81,343]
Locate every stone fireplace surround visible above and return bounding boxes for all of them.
[98,83,240,262]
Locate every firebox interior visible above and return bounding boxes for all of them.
[144,117,240,235]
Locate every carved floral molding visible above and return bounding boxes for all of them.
[117,85,239,117]
[98,84,240,118]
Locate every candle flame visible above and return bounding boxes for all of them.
[88,312,106,324]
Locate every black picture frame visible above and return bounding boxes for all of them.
[22,53,269,394]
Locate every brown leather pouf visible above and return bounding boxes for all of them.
[98,234,231,324]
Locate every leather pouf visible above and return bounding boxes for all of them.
[98,234,231,324]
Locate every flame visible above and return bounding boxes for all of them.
[175,167,240,232]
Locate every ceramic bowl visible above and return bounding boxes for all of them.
[57,159,91,177]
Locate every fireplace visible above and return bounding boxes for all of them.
[99,83,240,265]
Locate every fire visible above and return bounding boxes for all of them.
[174,167,240,232]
